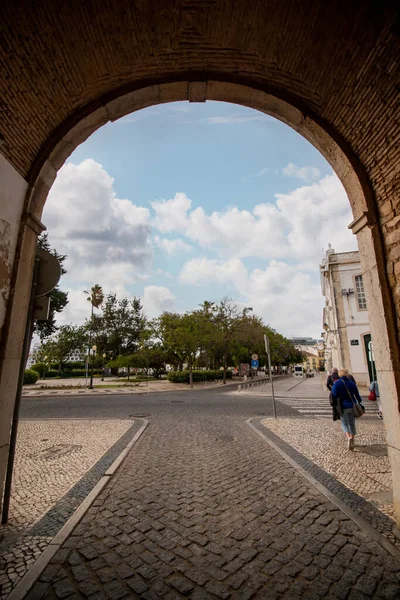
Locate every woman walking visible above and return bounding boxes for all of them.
[326,367,339,391]
[331,369,365,450]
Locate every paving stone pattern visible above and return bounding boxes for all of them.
[29,410,400,599]
[261,417,394,522]
[0,420,141,599]
[253,419,399,550]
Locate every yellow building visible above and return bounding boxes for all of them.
[303,349,325,372]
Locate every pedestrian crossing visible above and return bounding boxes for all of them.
[276,395,380,418]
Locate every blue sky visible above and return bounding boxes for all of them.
[43,101,357,338]
[70,102,331,212]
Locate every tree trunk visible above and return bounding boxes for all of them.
[189,363,193,389]
[127,366,130,381]
[58,361,62,376]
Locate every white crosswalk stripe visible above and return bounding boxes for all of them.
[277,396,379,418]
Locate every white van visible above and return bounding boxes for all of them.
[293,365,304,378]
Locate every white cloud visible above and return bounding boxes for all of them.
[142,286,176,317]
[151,192,192,233]
[205,113,271,124]
[153,236,192,254]
[169,105,192,114]
[151,174,357,269]
[179,257,323,336]
[55,289,91,327]
[180,258,249,295]
[43,159,152,287]
[282,162,321,182]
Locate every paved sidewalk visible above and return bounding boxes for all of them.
[22,378,240,398]
[24,408,400,599]
[262,418,393,520]
[232,376,394,521]
[0,420,135,599]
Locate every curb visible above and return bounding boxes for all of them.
[247,417,400,562]
[7,419,149,600]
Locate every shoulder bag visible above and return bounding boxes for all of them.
[343,380,364,419]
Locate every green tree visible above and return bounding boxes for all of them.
[153,312,187,371]
[155,311,206,387]
[38,325,87,375]
[91,293,145,359]
[107,353,144,380]
[138,344,169,379]
[212,298,253,383]
[34,233,68,340]
[197,301,219,369]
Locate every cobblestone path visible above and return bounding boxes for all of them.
[27,410,400,599]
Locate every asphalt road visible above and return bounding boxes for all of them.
[20,386,299,421]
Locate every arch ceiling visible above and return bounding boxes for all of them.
[0,0,399,198]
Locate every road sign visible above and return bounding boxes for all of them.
[33,295,50,320]
[251,359,259,368]
[251,353,258,360]
[35,249,62,297]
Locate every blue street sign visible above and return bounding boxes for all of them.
[251,359,259,368]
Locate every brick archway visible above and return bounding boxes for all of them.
[0,0,399,524]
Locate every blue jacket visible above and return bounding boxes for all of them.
[331,377,364,411]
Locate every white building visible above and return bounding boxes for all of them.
[26,343,85,368]
[26,343,41,369]
[289,338,325,372]
[320,246,373,386]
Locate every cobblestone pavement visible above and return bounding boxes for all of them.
[26,404,400,599]
[0,420,136,599]
[262,417,393,521]
[233,376,394,523]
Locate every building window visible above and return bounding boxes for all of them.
[355,275,367,310]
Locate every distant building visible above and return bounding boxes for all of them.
[320,246,374,385]
[290,338,325,372]
[26,343,85,368]
[289,336,318,346]
[26,343,41,369]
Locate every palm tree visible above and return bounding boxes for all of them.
[85,284,104,310]
[84,284,104,388]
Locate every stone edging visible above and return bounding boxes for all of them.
[247,417,400,561]
[6,419,149,600]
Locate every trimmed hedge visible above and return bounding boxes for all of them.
[30,362,46,377]
[34,368,103,379]
[24,369,40,384]
[168,369,232,383]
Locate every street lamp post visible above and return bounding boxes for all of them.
[43,355,48,381]
[89,345,96,389]
[101,353,106,381]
